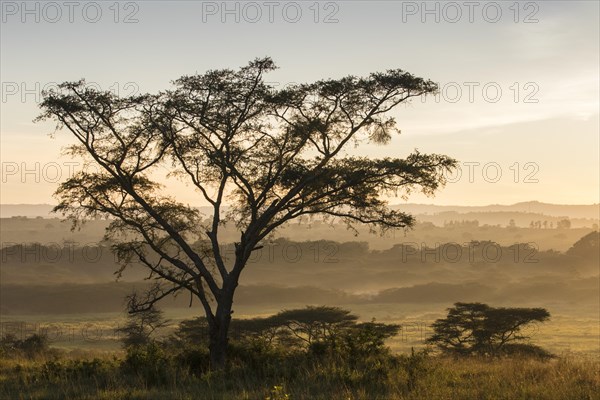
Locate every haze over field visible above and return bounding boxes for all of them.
[1,202,598,355]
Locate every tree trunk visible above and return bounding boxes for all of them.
[208,252,245,370]
[208,328,227,370]
[208,296,233,370]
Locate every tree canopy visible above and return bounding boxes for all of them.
[427,302,551,356]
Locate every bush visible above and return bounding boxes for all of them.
[0,333,56,359]
[305,320,399,366]
[226,341,301,379]
[339,321,399,358]
[499,343,555,359]
[174,346,210,376]
[120,342,176,386]
[397,348,431,391]
[39,358,117,383]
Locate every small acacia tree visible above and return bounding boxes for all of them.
[427,302,551,356]
[277,306,358,348]
[37,57,456,368]
[116,306,169,349]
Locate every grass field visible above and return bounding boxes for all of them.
[1,351,598,400]
[2,302,598,399]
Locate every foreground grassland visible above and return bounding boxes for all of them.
[1,353,598,400]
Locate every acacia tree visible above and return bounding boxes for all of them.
[37,57,456,368]
[276,306,358,347]
[116,306,169,349]
[427,302,551,355]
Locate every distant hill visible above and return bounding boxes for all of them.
[2,201,598,219]
[390,201,599,219]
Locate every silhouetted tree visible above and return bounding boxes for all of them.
[427,302,550,356]
[556,219,571,229]
[117,305,169,348]
[338,320,400,359]
[276,306,358,348]
[37,57,455,368]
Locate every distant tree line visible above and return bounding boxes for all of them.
[528,219,571,229]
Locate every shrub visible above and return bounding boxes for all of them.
[499,343,555,359]
[174,346,210,376]
[120,342,175,386]
[398,348,431,391]
[0,333,55,359]
[39,358,117,383]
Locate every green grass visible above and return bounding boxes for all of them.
[1,352,598,400]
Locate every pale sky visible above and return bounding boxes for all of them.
[1,1,598,205]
